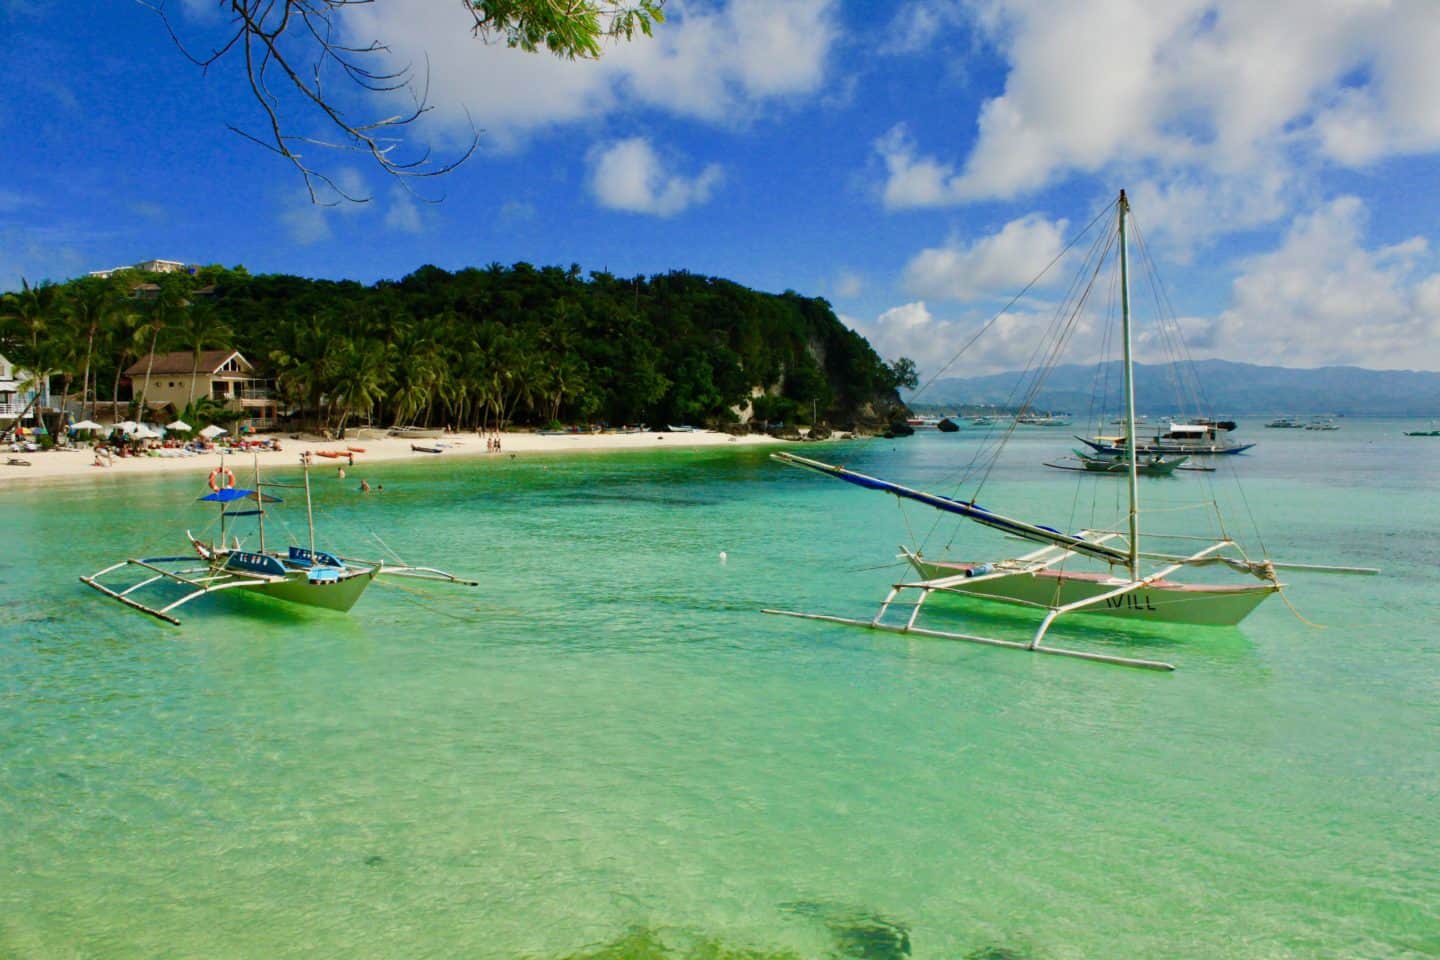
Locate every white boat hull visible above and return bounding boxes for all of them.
[908,557,1277,626]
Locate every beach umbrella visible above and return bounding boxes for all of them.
[199,425,227,439]
[115,420,140,434]
[166,419,192,432]
[131,426,160,439]
[70,419,104,431]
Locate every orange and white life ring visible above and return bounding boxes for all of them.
[208,466,236,492]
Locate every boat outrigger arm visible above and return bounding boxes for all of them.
[80,553,479,626]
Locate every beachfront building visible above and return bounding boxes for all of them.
[125,350,278,429]
[90,259,193,279]
[0,352,49,424]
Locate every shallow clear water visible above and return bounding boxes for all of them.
[2,420,1437,959]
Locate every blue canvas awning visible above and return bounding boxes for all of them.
[197,488,281,503]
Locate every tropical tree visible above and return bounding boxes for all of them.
[133,279,188,415]
[0,280,67,432]
[329,336,393,433]
[65,276,125,420]
[174,300,235,405]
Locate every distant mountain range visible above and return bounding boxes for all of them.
[913,359,1440,416]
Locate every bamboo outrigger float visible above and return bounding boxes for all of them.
[766,192,1377,670]
[80,454,476,624]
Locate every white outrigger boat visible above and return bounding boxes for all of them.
[766,191,1376,670]
[80,455,476,624]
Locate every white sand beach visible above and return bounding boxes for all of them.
[0,429,793,488]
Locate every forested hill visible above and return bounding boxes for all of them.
[917,359,1440,416]
[2,264,912,431]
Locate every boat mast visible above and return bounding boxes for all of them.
[254,456,266,554]
[302,454,316,558]
[1118,189,1139,577]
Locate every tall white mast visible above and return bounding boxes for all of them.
[1118,189,1139,578]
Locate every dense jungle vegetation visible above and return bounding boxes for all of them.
[1,263,914,432]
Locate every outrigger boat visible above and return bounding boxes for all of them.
[80,455,476,624]
[1047,448,1192,476]
[766,191,1376,670]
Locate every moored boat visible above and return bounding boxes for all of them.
[766,191,1374,670]
[1078,420,1254,456]
[79,456,476,624]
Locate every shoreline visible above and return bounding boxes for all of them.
[0,430,801,489]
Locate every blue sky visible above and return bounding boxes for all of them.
[6,0,1440,375]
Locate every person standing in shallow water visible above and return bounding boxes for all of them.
[359,480,370,492]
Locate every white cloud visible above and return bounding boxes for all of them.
[834,270,863,299]
[338,0,839,149]
[902,213,1069,301]
[845,300,1077,380]
[842,302,949,371]
[876,0,1440,222]
[384,188,424,234]
[277,168,369,244]
[874,125,965,210]
[1207,196,1440,368]
[879,0,971,55]
[587,138,723,216]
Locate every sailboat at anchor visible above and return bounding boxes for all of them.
[766,191,1376,670]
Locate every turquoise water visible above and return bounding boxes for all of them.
[2,421,1437,958]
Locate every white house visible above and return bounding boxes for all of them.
[89,258,193,279]
[0,352,49,423]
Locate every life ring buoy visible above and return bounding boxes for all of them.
[208,466,236,492]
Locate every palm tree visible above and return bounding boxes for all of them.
[107,305,146,419]
[329,337,392,433]
[174,300,234,406]
[269,312,337,429]
[0,280,68,434]
[66,277,123,420]
[134,281,186,416]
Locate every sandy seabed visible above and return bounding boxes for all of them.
[0,430,793,489]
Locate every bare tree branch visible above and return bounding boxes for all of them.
[141,0,664,203]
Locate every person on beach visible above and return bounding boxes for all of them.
[338,466,346,480]
[359,480,370,492]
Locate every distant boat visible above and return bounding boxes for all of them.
[79,457,476,624]
[410,442,447,454]
[970,416,996,426]
[1060,449,1190,476]
[1016,414,1071,426]
[1305,418,1340,431]
[1078,420,1254,456]
[1265,416,1306,428]
[666,424,699,432]
[389,425,447,439]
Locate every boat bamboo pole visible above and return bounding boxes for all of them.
[1118,189,1140,579]
[762,608,1175,671]
[254,455,266,554]
[303,454,316,559]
